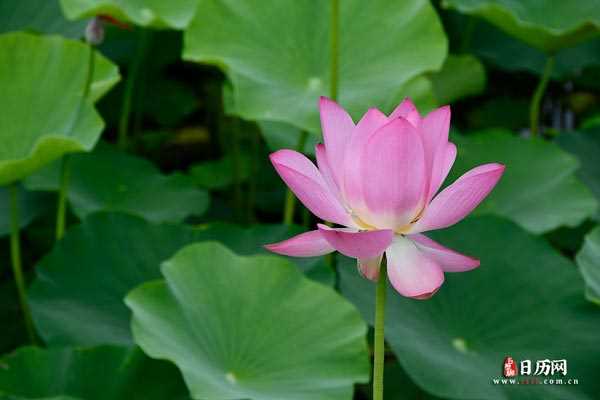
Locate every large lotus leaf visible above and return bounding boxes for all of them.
[193,222,334,286]
[0,32,119,186]
[0,0,86,38]
[429,54,486,104]
[25,144,209,224]
[576,226,600,304]
[339,215,600,400]
[184,0,447,135]
[381,74,439,115]
[0,346,188,399]
[443,0,600,53]
[0,185,52,237]
[256,73,438,155]
[449,129,598,233]
[445,12,600,79]
[126,242,369,400]
[60,0,198,29]
[557,129,600,220]
[29,212,332,346]
[258,121,320,157]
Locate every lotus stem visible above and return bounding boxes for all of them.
[330,0,340,101]
[231,119,243,222]
[9,183,36,344]
[283,0,339,225]
[118,28,150,150]
[246,127,261,224]
[56,45,96,241]
[55,156,71,241]
[530,56,555,137]
[373,263,387,400]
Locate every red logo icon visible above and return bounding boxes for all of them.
[503,357,518,377]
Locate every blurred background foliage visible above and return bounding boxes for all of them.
[1,0,600,399]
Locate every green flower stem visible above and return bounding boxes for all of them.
[282,0,339,226]
[283,0,339,225]
[329,0,340,101]
[282,130,309,225]
[373,264,387,400]
[56,45,96,241]
[282,190,296,225]
[9,183,36,344]
[55,156,71,241]
[231,119,243,222]
[530,56,555,137]
[301,206,311,228]
[246,129,260,223]
[118,29,150,150]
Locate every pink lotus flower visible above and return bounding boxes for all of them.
[265,97,504,299]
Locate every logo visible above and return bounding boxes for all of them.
[492,357,578,386]
[503,357,518,377]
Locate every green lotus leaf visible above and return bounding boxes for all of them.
[0,32,119,186]
[557,129,600,220]
[429,54,486,104]
[126,242,369,400]
[258,121,319,157]
[340,215,600,399]
[382,74,439,115]
[29,212,333,346]
[59,0,199,29]
[258,73,438,156]
[184,0,447,135]
[0,346,189,399]
[449,129,598,233]
[25,144,209,224]
[576,226,600,304]
[0,0,86,38]
[443,0,600,53]
[447,15,600,79]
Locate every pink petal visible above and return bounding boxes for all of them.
[342,108,389,213]
[386,236,445,299]
[360,118,427,229]
[315,144,342,201]
[404,110,421,127]
[411,163,505,233]
[264,230,334,257]
[357,254,383,281]
[389,98,418,120]
[421,105,450,153]
[270,149,353,226]
[317,224,393,259]
[409,234,479,272]
[427,142,457,201]
[319,96,355,187]
[420,106,451,194]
